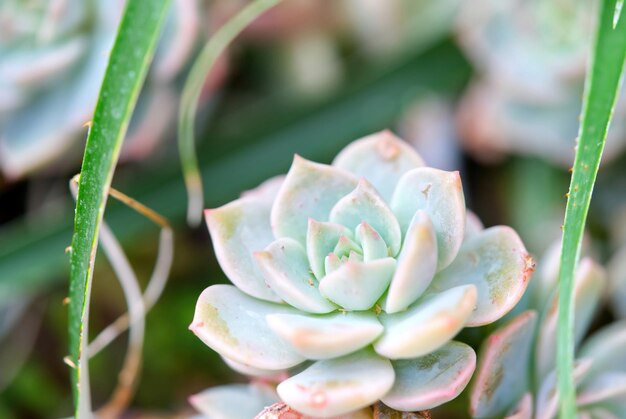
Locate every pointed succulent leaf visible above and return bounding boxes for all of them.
[205,200,281,302]
[255,238,336,314]
[190,285,305,370]
[432,226,534,326]
[266,311,384,360]
[221,356,283,378]
[271,156,358,244]
[465,210,485,240]
[333,235,362,258]
[324,252,343,276]
[505,393,533,419]
[319,257,396,311]
[332,130,424,202]
[470,311,537,418]
[189,383,278,419]
[330,179,402,256]
[382,341,476,411]
[306,220,353,279]
[355,222,388,262]
[385,211,438,314]
[578,372,626,407]
[391,167,465,270]
[579,319,626,381]
[374,285,477,359]
[535,258,605,381]
[277,349,395,417]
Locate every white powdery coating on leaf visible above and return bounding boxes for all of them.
[205,199,281,302]
[382,341,476,411]
[391,167,465,271]
[190,285,305,370]
[277,349,394,417]
[432,226,533,326]
[332,130,424,202]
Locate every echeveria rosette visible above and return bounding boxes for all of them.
[469,246,626,418]
[191,131,533,417]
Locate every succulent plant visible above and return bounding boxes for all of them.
[0,0,200,179]
[455,0,626,166]
[469,243,626,418]
[190,131,533,417]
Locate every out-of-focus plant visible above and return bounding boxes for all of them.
[190,132,533,416]
[340,0,461,59]
[469,245,626,418]
[0,0,200,180]
[456,0,626,166]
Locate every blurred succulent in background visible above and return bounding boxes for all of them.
[456,0,626,166]
[190,131,533,416]
[469,243,626,418]
[0,0,201,180]
[340,0,461,59]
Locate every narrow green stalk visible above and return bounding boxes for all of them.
[557,0,626,416]
[178,0,282,226]
[67,1,171,417]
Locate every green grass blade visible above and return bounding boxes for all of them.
[557,0,626,416]
[178,0,282,226]
[67,1,171,416]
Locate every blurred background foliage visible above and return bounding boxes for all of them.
[2,0,626,417]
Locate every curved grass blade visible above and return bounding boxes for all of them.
[178,0,281,226]
[67,1,171,416]
[557,0,626,416]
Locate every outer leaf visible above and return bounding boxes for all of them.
[190,285,305,370]
[204,198,281,302]
[536,258,605,382]
[382,341,476,411]
[266,311,383,359]
[67,1,171,415]
[470,311,537,418]
[277,349,394,417]
[374,285,477,359]
[506,393,533,419]
[557,1,626,416]
[431,226,534,326]
[578,319,626,381]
